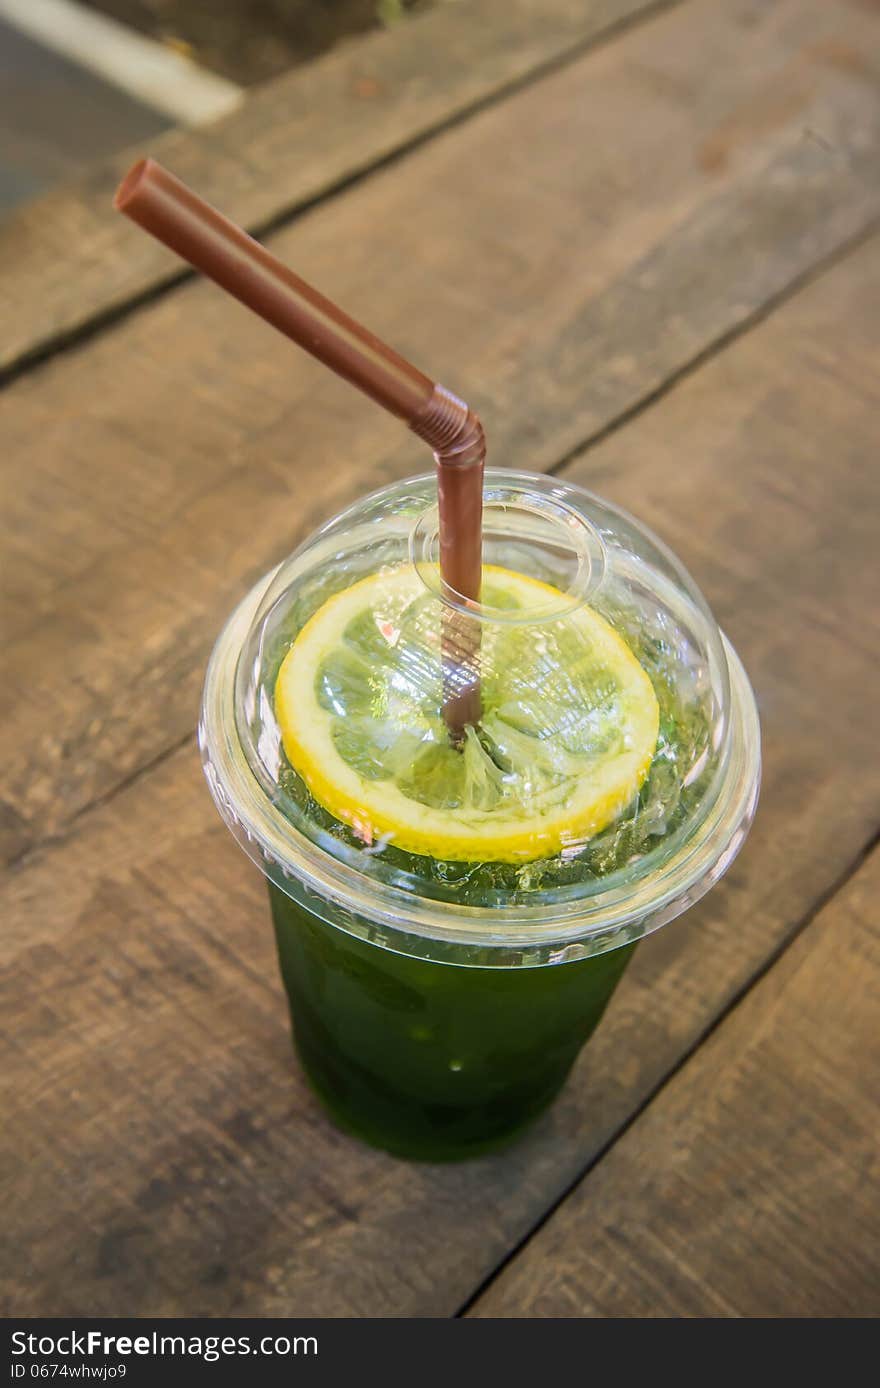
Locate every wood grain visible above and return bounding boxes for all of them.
[469,845,880,1318]
[2,218,879,1316]
[3,0,880,864]
[0,0,679,375]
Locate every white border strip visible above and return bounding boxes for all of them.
[0,0,243,125]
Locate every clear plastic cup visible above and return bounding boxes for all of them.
[200,471,760,1160]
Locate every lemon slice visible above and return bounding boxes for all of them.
[275,566,659,862]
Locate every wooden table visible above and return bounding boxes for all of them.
[2,0,879,1318]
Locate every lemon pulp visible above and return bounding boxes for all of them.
[274,566,660,863]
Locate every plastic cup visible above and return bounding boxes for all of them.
[200,471,760,1160]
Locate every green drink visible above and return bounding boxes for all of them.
[201,472,760,1160]
[269,886,634,1160]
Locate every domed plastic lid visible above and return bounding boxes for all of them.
[201,471,760,961]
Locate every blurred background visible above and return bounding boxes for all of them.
[0,0,428,214]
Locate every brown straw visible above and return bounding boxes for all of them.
[115,158,483,736]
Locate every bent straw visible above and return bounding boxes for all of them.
[114,158,483,736]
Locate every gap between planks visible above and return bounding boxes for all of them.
[547,214,880,476]
[4,216,878,880]
[0,0,686,385]
[3,109,879,1312]
[455,820,880,1317]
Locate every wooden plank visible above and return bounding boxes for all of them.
[2,219,879,1317]
[0,0,678,375]
[469,845,880,1318]
[3,0,880,865]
